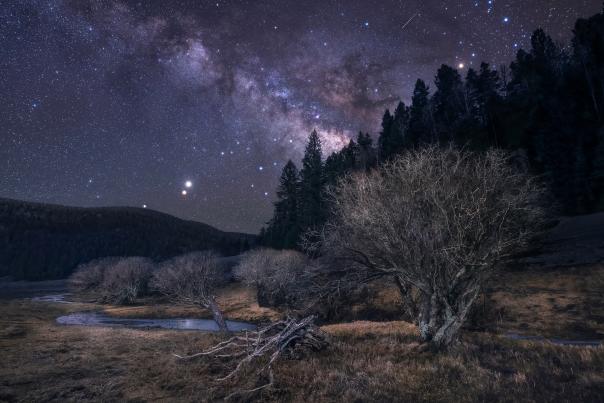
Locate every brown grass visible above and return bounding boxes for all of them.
[353,264,604,340]
[273,324,604,403]
[1,299,602,402]
[0,265,603,402]
[103,284,281,323]
[489,264,604,339]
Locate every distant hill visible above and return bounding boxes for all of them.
[0,198,255,280]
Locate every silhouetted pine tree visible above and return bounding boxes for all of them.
[377,109,395,161]
[265,160,300,249]
[322,139,360,222]
[356,131,376,170]
[298,130,324,231]
[433,64,467,141]
[392,101,410,150]
[573,9,604,123]
[378,102,408,160]
[324,149,345,187]
[465,68,481,120]
[462,63,502,148]
[407,79,434,146]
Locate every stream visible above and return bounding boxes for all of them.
[56,311,257,332]
[29,293,256,332]
[31,293,602,344]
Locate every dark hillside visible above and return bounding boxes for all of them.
[0,198,255,280]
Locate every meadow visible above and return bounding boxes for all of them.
[1,264,602,402]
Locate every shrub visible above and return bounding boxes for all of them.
[234,248,308,307]
[99,257,155,304]
[68,257,121,292]
[69,256,155,304]
[151,252,228,331]
[320,146,547,348]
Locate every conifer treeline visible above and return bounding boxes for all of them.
[261,9,604,249]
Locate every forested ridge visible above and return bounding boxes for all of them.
[0,198,254,280]
[262,9,604,249]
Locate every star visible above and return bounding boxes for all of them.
[3,0,599,234]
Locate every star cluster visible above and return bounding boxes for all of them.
[1,0,600,232]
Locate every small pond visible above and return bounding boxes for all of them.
[57,312,257,332]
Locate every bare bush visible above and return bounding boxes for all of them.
[99,257,155,304]
[320,146,547,348]
[152,252,228,331]
[234,249,308,307]
[69,256,154,304]
[68,257,121,292]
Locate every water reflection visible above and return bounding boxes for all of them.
[57,312,257,332]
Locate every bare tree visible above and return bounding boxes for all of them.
[69,257,120,292]
[70,256,155,304]
[320,146,547,348]
[152,252,228,331]
[101,257,155,304]
[234,248,308,307]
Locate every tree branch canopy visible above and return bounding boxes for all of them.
[320,146,547,348]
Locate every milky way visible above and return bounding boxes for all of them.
[1,0,601,232]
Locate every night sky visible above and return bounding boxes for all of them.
[1,0,601,233]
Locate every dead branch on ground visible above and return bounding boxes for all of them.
[174,315,328,396]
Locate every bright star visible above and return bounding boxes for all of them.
[181,190,187,196]
[185,180,192,188]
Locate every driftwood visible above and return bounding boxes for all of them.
[174,315,328,395]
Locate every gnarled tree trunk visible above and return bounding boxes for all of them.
[207,297,228,332]
[415,287,481,349]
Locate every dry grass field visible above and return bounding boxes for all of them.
[0,265,603,402]
[489,264,604,340]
